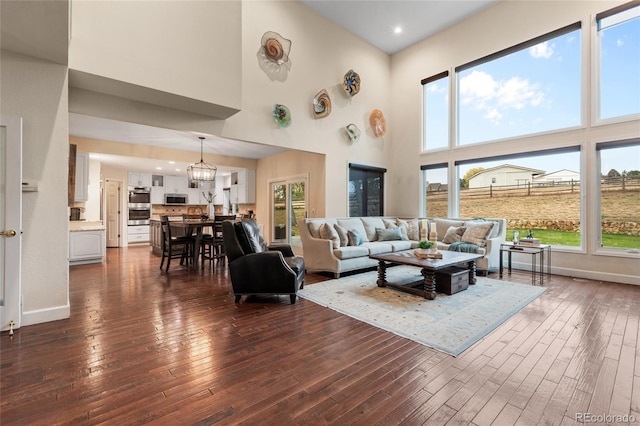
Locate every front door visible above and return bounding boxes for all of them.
[0,115,22,332]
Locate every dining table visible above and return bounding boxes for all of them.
[169,219,217,270]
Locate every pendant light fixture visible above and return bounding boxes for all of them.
[187,136,217,183]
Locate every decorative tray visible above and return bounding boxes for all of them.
[414,249,443,259]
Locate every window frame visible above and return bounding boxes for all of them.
[421,71,450,152]
[348,163,386,217]
[593,138,640,257]
[454,22,583,146]
[592,2,640,126]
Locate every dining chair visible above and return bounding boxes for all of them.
[159,215,195,271]
[182,214,215,268]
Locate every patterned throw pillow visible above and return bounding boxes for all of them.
[320,222,340,249]
[334,224,349,247]
[397,218,419,241]
[376,227,402,241]
[442,226,466,244]
[461,222,494,247]
[347,229,363,246]
[390,220,409,240]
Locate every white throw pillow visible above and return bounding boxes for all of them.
[333,224,349,247]
[337,219,370,242]
[442,226,466,244]
[461,222,494,247]
[320,222,340,249]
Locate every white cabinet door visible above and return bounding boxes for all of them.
[164,175,189,193]
[140,173,152,187]
[230,185,238,204]
[74,152,89,202]
[230,170,255,203]
[151,186,164,204]
[128,172,152,187]
[69,230,105,263]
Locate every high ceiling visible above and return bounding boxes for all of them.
[299,0,499,54]
[3,0,498,171]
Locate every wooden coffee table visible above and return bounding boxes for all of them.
[369,250,483,300]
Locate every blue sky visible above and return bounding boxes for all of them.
[424,11,639,182]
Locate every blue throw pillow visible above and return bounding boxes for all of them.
[347,229,363,246]
[376,227,402,241]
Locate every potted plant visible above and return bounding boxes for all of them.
[415,240,437,258]
[418,240,434,250]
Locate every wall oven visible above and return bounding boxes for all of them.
[128,186,151,225]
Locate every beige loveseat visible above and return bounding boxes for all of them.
[299,216,506,277]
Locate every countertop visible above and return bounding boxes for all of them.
[69,221,105,232]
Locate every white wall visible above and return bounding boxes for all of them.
[0,50,71,324]
[69,0,242,117]
[84,157,101,221]
[389,0,639,284]
[223,0,392,217]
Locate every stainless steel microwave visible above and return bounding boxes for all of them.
[164,193,188,205]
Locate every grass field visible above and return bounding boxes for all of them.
[427,188,640,248]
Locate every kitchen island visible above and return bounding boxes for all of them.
[69,221,106,265]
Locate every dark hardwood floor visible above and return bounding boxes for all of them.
[2,245,639,425]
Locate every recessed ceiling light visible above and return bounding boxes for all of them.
[175,168,181,172]
[155,167,162,170]
[169,161,175,164]
[394,26,402,34]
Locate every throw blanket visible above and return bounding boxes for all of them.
[448,241,481,253]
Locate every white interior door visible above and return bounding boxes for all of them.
[0,116,22,332]
[106,180,121,247]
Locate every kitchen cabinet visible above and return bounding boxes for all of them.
[128,225,150,243]
[230,169,255,204]
[164,175,188,194]
[74,152,89,202]
[128,172,152,188]
[150,220,162,255]
[213,177,225,204]
[151,186,164,204]
[69,229,105,265]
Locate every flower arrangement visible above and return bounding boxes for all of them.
[202,191,216,204]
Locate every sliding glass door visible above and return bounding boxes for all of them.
[271,176,307,248]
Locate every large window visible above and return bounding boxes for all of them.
[456,24,581,145]
[457,149,581,246]
[348,164,385,217]
[421,164,448,217]
[422,72,449,151]
[598,3,640,120]
[597,141,640,251]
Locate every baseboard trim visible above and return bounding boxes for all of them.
[509,261,640,286]
[21,304,70,327]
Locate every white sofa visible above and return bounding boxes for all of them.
[299,216,506,277]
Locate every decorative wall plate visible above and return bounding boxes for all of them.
[272,104,292,127]
[346,124,361,143]
[261,31,292,65]
[369,109,386,137]
[312,89,331,118]
[343,69,361,96]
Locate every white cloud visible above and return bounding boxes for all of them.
[426,83,447,94]
[617,38,624,47]
[529,41,554,59]
[459,71,545,124]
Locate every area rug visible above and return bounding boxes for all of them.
[298,266,546,356]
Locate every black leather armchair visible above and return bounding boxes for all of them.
[222,219,305,304]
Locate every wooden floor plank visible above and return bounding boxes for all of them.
[1,246,639,425]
